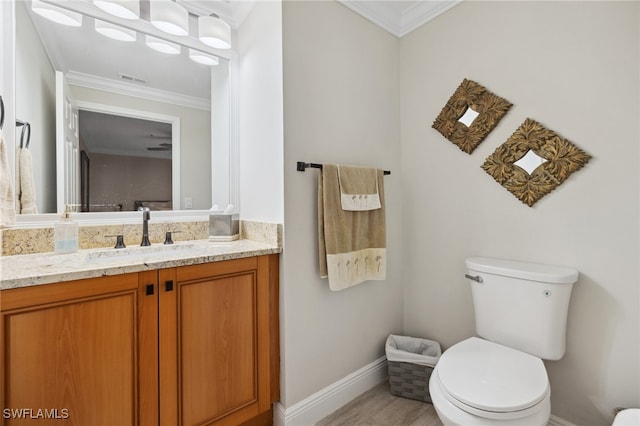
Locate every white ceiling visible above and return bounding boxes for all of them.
[338,1,462,37]
[79,110,173,160]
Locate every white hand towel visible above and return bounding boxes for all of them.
[19,147,37,214]
[337,165,381,211]
[0,129,16,227]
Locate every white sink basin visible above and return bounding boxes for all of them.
[83,243,203,264]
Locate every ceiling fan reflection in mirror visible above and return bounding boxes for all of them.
[147,142,172,152]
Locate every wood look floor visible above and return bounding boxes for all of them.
[316,382,444,426]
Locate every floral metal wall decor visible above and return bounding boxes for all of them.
[482,118,592,207]
[432,79,513,154]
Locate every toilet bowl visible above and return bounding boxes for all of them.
[429,337,550,426]
[612,408,640,426]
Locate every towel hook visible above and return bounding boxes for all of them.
[23,122,31,149]
[0,95,4,130]
[17,120,30,149]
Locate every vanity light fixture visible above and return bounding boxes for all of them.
[95,19,136,41]
[31,0,83,27]
[92,0,140,20]
[145,34,181,54]
[198,14,231,49]
[188,49,219,66]
[150,0,189,36]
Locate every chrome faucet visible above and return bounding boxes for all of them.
[139,207,151,246]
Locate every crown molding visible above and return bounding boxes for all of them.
[66,71,211,111]
[398,1,462,37]
[338,1,462,38]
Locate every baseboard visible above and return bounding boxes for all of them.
[273,356,388,426]
[271,357,574,426]
[548,414,577,426]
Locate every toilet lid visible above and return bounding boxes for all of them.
[437,337,549,414]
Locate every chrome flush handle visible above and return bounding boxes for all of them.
[465,274,483,283]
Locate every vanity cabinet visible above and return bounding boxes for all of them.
[1,254,280,426]
[1,273,140,425]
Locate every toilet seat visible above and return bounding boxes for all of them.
[436,337,549,420]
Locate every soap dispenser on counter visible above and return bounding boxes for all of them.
[54,205,78,253]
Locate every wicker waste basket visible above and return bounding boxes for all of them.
[385,334,441,403]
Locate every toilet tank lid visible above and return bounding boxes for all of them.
[465,257,579,284]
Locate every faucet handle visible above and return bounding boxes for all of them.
[164,231,182,245]
[106,235,126,249]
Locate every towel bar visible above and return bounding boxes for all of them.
[297,161,390,175]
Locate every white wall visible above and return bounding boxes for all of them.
[237,1,284,223]
[15,2,56,213]
[400,2,639,425]
[281,0,403,408]
[89,153,171,211]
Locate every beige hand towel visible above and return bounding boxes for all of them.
[18,147,37,214]
[337,165,381,211]
[0,130,16,227]
[318,164,386,291]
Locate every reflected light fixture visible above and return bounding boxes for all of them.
[198,14,231,49]
[150,0,189,36]
[189,49,219,66]
[95,19,136,41]
[92,0,140,20]
[31,0,83,27]
[145,35,181,54]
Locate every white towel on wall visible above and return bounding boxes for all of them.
[18,147,37,214]
[0,130,16,227]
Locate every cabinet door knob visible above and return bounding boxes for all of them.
[165,280,174,292]
[145,284,154,295]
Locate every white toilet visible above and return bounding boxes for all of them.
[429,257,578,426]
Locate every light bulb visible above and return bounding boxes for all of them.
[150,0,189,36]
[198,15,231,49]
[145,35,181,54]
[32,0,82,27]
[92,0,140,20]
[189,49,219,66]
[95,20,136,42]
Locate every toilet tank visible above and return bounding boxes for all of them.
[465,257,578,360]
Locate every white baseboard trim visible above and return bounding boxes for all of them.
[272,358,574,426]
[274,356,388,426]
[548,414,577,426]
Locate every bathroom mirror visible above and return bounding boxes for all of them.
[9,0,236,217]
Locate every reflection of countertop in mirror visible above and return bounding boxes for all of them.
[0,239,281,290]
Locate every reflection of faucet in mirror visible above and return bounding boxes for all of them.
[139,207,151,247]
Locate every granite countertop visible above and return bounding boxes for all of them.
[0,239,282,290]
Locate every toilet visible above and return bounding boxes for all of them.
[613,409,640,425]
[429,257,579,426]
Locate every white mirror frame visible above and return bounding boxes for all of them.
[1,0,240,227]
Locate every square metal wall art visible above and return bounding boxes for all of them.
[482,118,592,207]
[432,79,513,154]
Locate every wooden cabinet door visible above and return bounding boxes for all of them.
[160,257,272,426]
[1,275,140,426]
